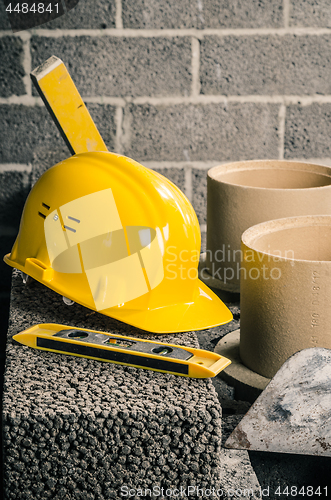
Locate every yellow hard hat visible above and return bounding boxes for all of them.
[4,152,232,333]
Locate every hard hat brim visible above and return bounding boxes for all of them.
[102,279,233,334]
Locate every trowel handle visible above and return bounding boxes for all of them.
[31,55,108,155]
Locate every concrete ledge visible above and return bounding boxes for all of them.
[215,330,270,404]
[3,271,224,499]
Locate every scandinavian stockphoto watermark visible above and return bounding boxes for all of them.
[3,0,80,32]
[165,245,295,283]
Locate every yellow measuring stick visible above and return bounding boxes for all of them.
[13,323,231,379]
[31,55,108,155]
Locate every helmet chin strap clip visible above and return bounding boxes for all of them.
[19,271,29,285]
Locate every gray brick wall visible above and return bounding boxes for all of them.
[1,0,331,262]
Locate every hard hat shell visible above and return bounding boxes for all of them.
[4,152,232,333]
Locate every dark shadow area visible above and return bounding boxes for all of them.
[250,451,331,498]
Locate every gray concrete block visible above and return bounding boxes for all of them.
[122,0,283,28]
[122,0,203,28]
[31,36,192,97]
[202,0,283,29]
[31,149,71,185]
[124,103,280,161]
[0,105,67,164]
[290,0,331,27]
[284,104,331,159]
[30,103,116,181]
[149,167,186,193]
[201,35,331,96]
[201,229,206,253]
[192,169,207,224]
[40,0,116,29]
[3,272,224,498]
[0,170,30,228]
[86,103,117,150]
[0,1,11,29]
[0,37,25,98]
[0,104,116,165]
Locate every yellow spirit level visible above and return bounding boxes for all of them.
[13,323,231,378]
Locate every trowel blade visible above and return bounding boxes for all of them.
[225,347,331,457]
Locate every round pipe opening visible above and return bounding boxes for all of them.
[242,216,331,262]
[211,167,331,189]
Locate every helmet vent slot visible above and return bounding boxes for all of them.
[38,212,46,219]
[67,216,80,223]
[64,225,76,233]
[42,203,50,210]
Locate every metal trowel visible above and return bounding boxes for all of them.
[225,347,331,457]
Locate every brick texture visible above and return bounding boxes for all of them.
[0,37,25,97]
[192,169,208,224]
[0,0,115,30]
[0,104,116,165]
[201,35,331,96]
[284,104,331,159]
[31,37,192,97]
[0,105,65,164]
[202,0,283,29]
[150,167,186,194]
[290,0,331,28]
[0,2,11,29]
[122,0,283,29]
[0,170,30,228]
[41,0,116,29]
[124,103,280,161]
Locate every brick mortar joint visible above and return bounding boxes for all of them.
[1,27,331,39]
[191,37,201,97]
[4,95,331,107]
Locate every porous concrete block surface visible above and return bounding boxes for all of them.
[201,0,283,29]
[290,0,331,27]
[0,2,11,29]
[124,103,280,162]
[0,170,30,227]
[201,35,331,96]
[122,0,202,28]
[284,104,331,159]
[86,103,117,150]
[31,37,192,97]
[31,149,70,185]
[0,37,25,98]
[3,272,224,499]
[149,167,186,194]
[192,169,207,225]
[201,230,206,253]
[30,103,116,181]
[0,103,116,165]
[0,105,67,164]
[122,0,283,29]
[41,0,116,29]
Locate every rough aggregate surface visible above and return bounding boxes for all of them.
[4,272,227,499]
